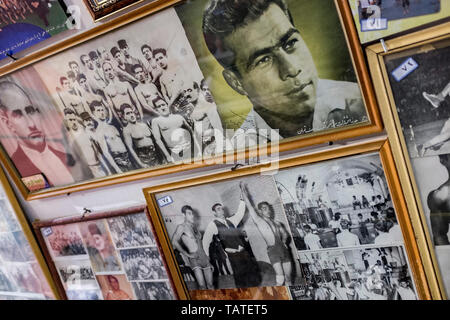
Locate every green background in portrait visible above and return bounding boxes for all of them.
[175,0,357,130]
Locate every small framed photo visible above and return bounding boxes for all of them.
[0,0,382,201]
[367,22,450,299]
[339,0,450,44]
[81,0,145,21]
[144,138,430,300]
[33,206,177,300]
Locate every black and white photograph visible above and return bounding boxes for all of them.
[119,247,168,281]
[0,7,228,193]
[289,246,418,300]
[54,259,99,291]
[156,175,302,291]
[131,281,175,300]
[107,212,156,249]
[0,232,26,262]
[274,153,403,251]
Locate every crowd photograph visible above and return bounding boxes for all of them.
[157,175,302,291]
[119,247,167,281]
[289,246,417,300]
[275,153,403,252]
[44,224,87,257]
[107,213,156,249]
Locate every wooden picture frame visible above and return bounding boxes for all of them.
[33,205,178,300]
[366,22,450,299]
[0,164,59,300]
[0,0,382,202]
[143,138,432,300]
[82,0,145,21]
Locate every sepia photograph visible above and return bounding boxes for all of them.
[107,212,156,249]
[175,0,368,145]
[43,224,86,258]
[289,246,418,300]
[274,153,403,251]
[96,274,134,300]
[54,259,98,291]
[190,286,291,300]
[79,220,121,273]
[131,281,174,300]
[119,246,168,281]
[0,7,228,194]
[156,175,302,291]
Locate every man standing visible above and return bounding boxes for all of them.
[202,0,365,141]
[336,220,361,247]
[303,224,322,250]
[154,48,187,104]
[0,82,74,186]
[110,46,139,87]
[133,64,161,119]
[141,44,163,87]
[202,184,262,288]
[121,104,161,168]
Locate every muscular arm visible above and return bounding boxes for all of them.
[136,88,157,116]
[151,119,172,162]
[126,83,143,120]
[202,222,218,258]
[172,225,193,258]
[427,188,450,245]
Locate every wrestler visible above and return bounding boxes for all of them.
[172,205,214,290]
[133,64,162,119]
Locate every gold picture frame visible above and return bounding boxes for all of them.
[143,138,433,300]
[82,0,145,22]
[366,22,450,299]
[0,0,382,202]
[0,164,60,299]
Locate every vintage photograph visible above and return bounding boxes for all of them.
[96,274,134,300]
[385,39,450,159]
[107,212,156,249]
[43,224,86,258]
[0,7,228,193]
[289,246,418,300]
[190,286,291,300]
[0,0,69,60]
[54,259,98,291]
[274,153,403,251]
[0,232,26,262]
[119,247,168,281]
[356,0,440,23]
[156,175,302,291]
[131,281,174,300]
[79,220,121,273]
[175,0,368,145]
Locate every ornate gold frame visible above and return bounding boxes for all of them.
[143,138,433,300]
[0,0,382,201]
[366,22,450,300]
[82,0,145,22]
[0,165,60,299]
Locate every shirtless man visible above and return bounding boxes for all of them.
[141,44,162,85]
[81,54,106,94]
[151,96,200,162]
[427,154,450,245]
[110,46,140,87]
[172,205,214,290]
[89,102,134,173]
[65,110,109,178]
[76,74,109,116]
[133,64,161,119]
[241,182,297,286]
[121,104,160,168]
[58,76,86,116]
[102,61,143,123]
[154,48,186,104]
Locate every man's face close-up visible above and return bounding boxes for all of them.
[142,47,152,61]
[2,88,45,151]
[155,53,168,70]
[225,3,318,118]
[123,108,136,123]
[66,114,79,131]
[93,106,107,121]
[103,63,115,80]
[155,101,169,116]
[135,67,146,83]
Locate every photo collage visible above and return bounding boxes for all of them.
[0,184,54,300]
[155,152,418,299]
[41,212,175,300]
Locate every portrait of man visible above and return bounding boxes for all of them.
[176,0,367,144]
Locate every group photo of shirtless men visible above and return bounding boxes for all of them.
[50,33,226,180]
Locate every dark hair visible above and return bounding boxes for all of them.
[181,205,193,214]
[357,213,363,218]
[370,211,379,218]
[385,207,396,220]
[107,275,118,283]
[152,96,166,108]
[68,61,78,68]
[63,108,76,116]
[303,224,311,232]
[0,82,31,116]
[200,78,208,90]
[88,51,99,60]
[334,212,341,220]
[120,103,134,114]
[80,54,89,65]
[374,220,393,233]
[257,201,274,219]
[141,44,152,53]
[118,39,128,49]
[90,100,104,111]
[212,203,222,212]
[76,73,87,83]
[132,64,143,74]
[202,0,292,73]
[153,48,167,58]
[60,76,69,85]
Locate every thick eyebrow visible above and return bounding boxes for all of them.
[246,28,300,70]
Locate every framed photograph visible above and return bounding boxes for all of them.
[33,205,177,300]
[341,0,450,44]
[0,0,382,201]
[366,22,450,299]
[82,0,144,21]
[0,0,71,61]
[0,163,58,300]
[144,138,431,300]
